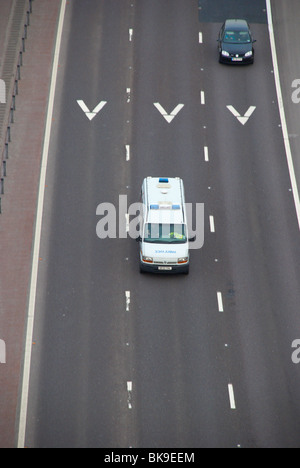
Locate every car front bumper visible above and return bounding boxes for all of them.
[219,54,254,64]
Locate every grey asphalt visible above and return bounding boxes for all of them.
[24,0,300,448]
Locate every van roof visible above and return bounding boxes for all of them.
[144,177,185,224]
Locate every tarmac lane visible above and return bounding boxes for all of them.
[13,0,300,448]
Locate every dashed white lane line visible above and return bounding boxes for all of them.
[125,214,130,233]
[209,215,215,233]
[125,144,130,161]
[125,291,131,311]
[129,28,133,41]
[127,381,133,409]
[199,32,203,43]
[204,146,209,162]
[228,384,236,410]
[217,292,224,312]
[200,90,205,105]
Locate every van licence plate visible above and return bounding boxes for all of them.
[158,266,172,271]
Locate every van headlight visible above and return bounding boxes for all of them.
[178,257,188,264]
[142,256,153,263]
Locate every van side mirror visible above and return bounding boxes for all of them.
[189,235,196,242]
[135,236,142,242]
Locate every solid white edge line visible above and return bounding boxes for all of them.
[228,384,236,409]
[266,0,300,230]
[17,0,67,449]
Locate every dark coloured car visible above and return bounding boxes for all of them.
[217,19,256,64]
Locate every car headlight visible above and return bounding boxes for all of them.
[245,51,253,57]
[142,256,153,263]
[221,50,230,57]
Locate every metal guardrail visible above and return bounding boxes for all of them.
[0,0,33,212]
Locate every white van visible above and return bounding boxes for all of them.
[137,177,195,274]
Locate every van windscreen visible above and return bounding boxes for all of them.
[143,223,187,244]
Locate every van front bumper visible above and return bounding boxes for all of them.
[140,261,189,274]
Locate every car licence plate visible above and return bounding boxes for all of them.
[232,57,243,61]
[158,266,172,271]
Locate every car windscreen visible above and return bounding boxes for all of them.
[223,30,251,44]
[143,223,187,244]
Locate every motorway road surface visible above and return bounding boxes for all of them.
[21,0,300,448]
